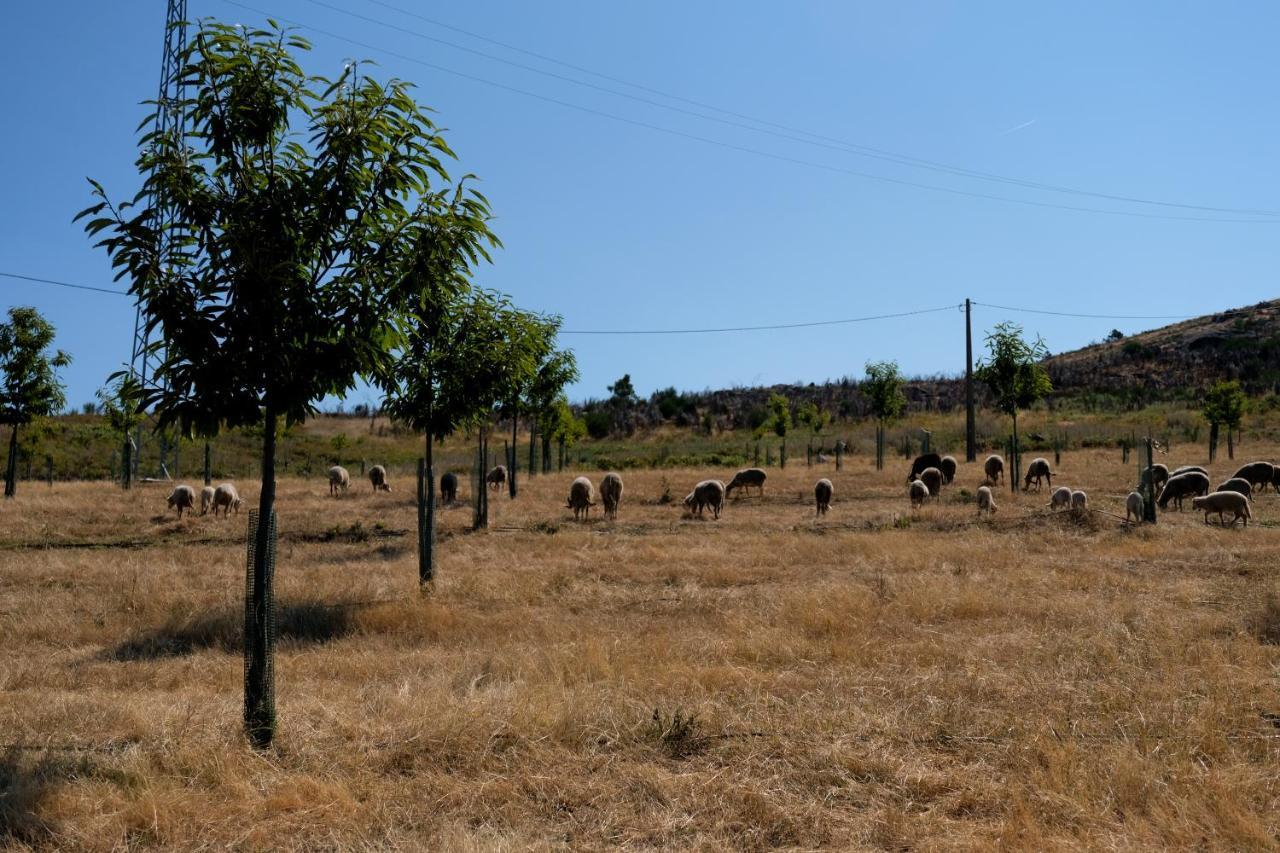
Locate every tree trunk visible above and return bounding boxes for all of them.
[528,422,536,479]
[542,433,552,474]
[1227,426,1235,460]
[509,417,518,499]
[4,424,18,499]
[245,404,278,748]
[421,433,436,585]
[558,438,565,472]
[1011,413,1020,494]
[121,435,133,490]
[1209,422,1219,463]
[204,441,212,486]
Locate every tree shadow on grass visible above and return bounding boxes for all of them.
[107,601,357,661]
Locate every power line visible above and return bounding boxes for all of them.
[321,0,1280,219]
[972,301,1199,321]
[560,305,961,335]
[0,271,129,296]
[220,0,1277,225]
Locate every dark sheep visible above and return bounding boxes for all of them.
[907,453,943,483]
[1157,471,1211,510]
[439,471,458,505]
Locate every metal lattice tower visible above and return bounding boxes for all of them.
[130,0,188,474]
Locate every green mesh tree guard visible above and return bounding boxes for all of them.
[244,508,277,746]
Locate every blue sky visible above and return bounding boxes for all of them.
[3,1,1277,409]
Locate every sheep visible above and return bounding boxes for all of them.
[1140,463,1169,491]
[908,479,929,508]
[1023,458,1053,491]
[199,485,215,516]
[1231,461,1274,491]
[368,464,390,492]
[814,478,833,516]
[328,465,350,495]
[939,455,958,485]
[486,465,508,490]
[816,452,829,464]
[724,467,766,498]
[439,471,458,505]
[1216,477,1253,499]
[1070,490,1088,512]
[566,476,595,520]
[1169,465,1208,479]
[600,472,624,520]
[1191,491,1251,527]
[984,454,1005,485]
[977,485,997,514]
[907,453,943,483]
[1125,491,1144,523]
[917,466,944,497]
[684,479,726,519]
[1156,471,1211,511]
[212,483,242,517]
[1049,486,1073,511]
[167,485,196,518]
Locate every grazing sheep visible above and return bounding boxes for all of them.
[908,479,929,508]
[939,455,958,485]
[684,479,727,519]
[212,483,242,517]
[600,472,624,520]
[1049,486,1073,511]
[328,465,350,495]
[977,485,997,514]
[1023,458,1053,491]
[567,476,595,520]
[984,454,1005,485]
[486,465,508,490]
[907,453,943,483]
[167,485,196,518]
[1191,491,1251,527]
[915,467,942,497]
[1156,471,1211,511]
[199,485,215,516]
[724,467,767,498]
[814,478,833,516]
[1216,477,1253,499]
[439,471,458,505]
[368,464,391,492]
[816,452,828,464]
[1070,490,1088,512]
[1169,465,1208,479]
[1231,461,1274,491]
[1125,491,1144,523]
[1140,463,1169,491]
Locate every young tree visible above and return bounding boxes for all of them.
[97,375,144,490]
[1202,380,1246,461]
[526,347,579,477]
[795,401,831,448]
[606,374,639,435]
[974,322,1052,489]
[548,397,587,470]
[863,360,906,471]
[80,21,492,747]
[496,314,563,498]
[0,308,70,498]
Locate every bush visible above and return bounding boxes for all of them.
[584,410,611,439]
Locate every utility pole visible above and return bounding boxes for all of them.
[964,298,976,462]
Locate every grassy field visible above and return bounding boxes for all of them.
[2,445,1279,849]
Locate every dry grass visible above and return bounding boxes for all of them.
[1,447,1279,849]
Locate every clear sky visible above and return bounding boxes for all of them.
[3,1,1277,409]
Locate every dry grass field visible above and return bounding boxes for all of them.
[2,446,1280,849]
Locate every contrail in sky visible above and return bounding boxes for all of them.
[997,118,1037,136]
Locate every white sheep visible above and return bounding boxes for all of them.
[724,467,766,498]
[984,454,1005,485]
[918,466,944,497]
[1049,486,1072,511]
[1125,491,1144,523]
[212,483,242,517]
[167,485,195,518]
[908,479,929,509]
[1070,489,1088,512]
[977,485,997,514]
[814,478,833,516]
[199,485,215,516]
[368,464,391,492]
[1191,491,1251,527]
[1023,458,1053,491]
[599,472,624,520]
[328,465,350,495]
[939,455,958,485]
[567,476,595,520]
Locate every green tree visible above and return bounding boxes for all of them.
[79,21,493,747]
[606,373,640,435]
[1202,379,1246,461]
[754,393,791,440]
[527,348,580,476]
[0,308,70,498]
[795,400,830,440]
[495,314,563,498]
[974,322,1052,488]
[96,375,144,490]
[544,396,587,471]
[863,360,906,470]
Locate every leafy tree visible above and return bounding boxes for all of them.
[974,322,1052,486]
[79,21,493,747]
[0,308,70,498]
[863,361,905,471]
[795,400,830,440]
[755,393,791,440]
[543,396,586,470]
[527,348,579,475]
[606,373,640,435]
[96,375,144,490]
[1106,329,1125,342]
[495,314,563,498]
[1202,379,1246,461]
